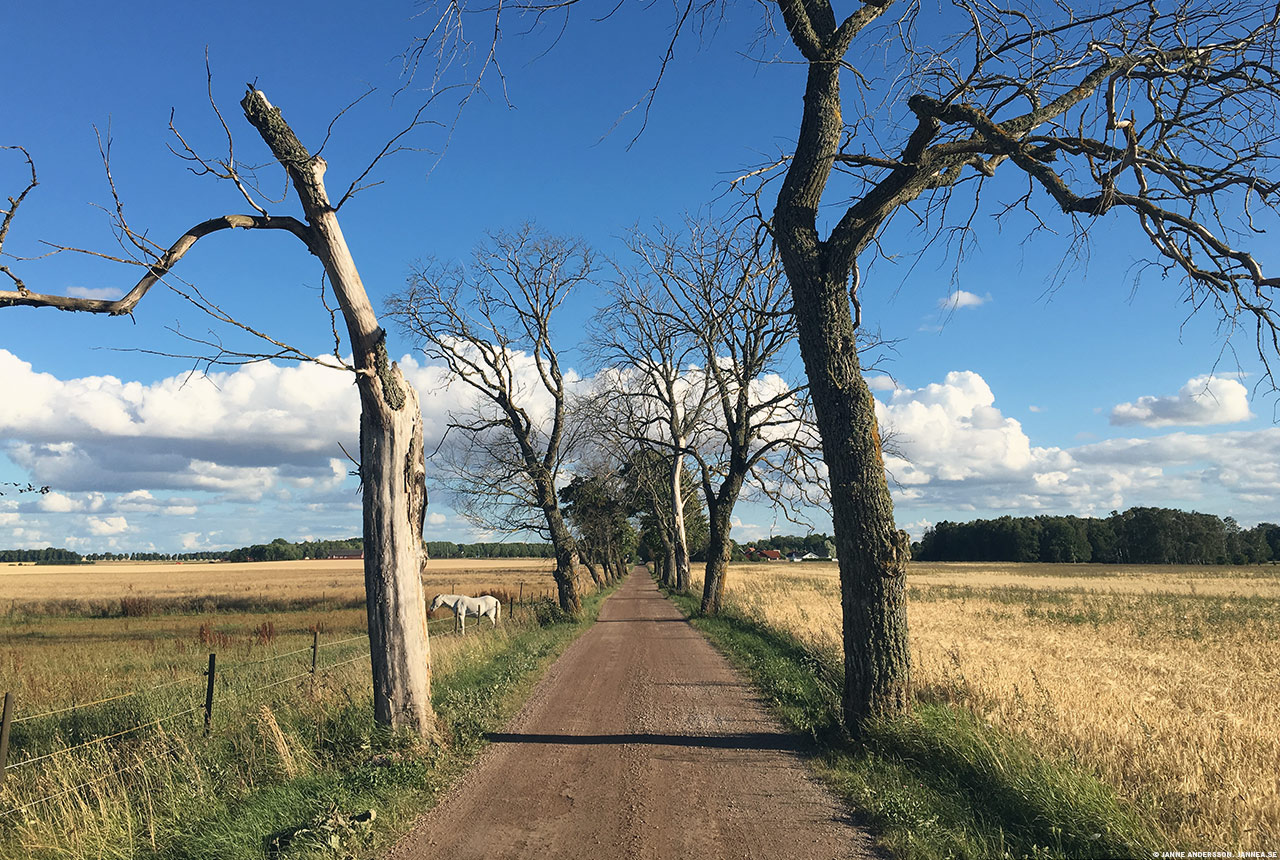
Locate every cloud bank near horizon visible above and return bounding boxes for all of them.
[1,349,1274,551]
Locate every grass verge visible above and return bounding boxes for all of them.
[664,586,1163,860]
[168,592,612,860]
[0,587,615,860]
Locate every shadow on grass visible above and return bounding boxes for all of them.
[668,590,1160,860]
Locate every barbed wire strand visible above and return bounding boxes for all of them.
[0,600,540,821]
[12,630,379,725]
[12,670,208,725]
[214,642,317,673]
[7,703,204,771]
[315,633,368,650]
[0,740,185,820]
[3,610,514,780]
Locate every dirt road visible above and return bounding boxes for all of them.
[388,571,878,860]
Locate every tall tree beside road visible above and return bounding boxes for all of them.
[422,0,1280,732]
[0,89,441,739]
[388,226,596,615]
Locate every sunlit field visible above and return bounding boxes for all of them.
[1,557,557,608]
[0,556,584,858]
[713,560,1280,852]
[0,557,560,716]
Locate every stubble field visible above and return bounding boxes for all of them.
[0,557,559,718]
[716,560,1280,852]
[0,557,557,608]
[0,556,571,858]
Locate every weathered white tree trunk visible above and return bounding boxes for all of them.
[669,448,692,593]
[0,89,437,738]
[241,90,435,737]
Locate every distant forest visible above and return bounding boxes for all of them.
[0,537,556,564]
[7,507,1279,566]
[913,507,1280,565]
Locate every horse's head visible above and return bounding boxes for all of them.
[428,594,445,612]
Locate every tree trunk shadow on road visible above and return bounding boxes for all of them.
[483,731,801,751]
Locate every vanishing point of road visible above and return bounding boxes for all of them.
[388,570,879,860]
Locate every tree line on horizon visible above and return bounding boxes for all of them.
[0,537,556,564]
[11,507,1280,568]
[914,507,1280,566]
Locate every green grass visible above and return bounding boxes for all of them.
[666,585,1163,860]
[0,589,615,860]
[164,592,613,860]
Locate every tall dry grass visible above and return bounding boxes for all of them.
[0,557,562,716]
[0,599,554,858]
[714,561,1280,852]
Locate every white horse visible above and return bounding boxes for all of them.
[429,593,501,635]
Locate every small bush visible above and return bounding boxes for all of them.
[119,595,156,617]
[255,620,277,645]
[531,597,572,627]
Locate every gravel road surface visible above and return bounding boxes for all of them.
[387,570,879,860]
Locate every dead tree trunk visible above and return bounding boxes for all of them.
[0,90,438,738]
[240,91,435,735]
[670,452,692,593]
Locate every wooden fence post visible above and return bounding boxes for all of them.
[203,654,216,737]
[0,692,13,784]
[310,630,319,696]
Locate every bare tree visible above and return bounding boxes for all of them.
[454,0,1280,731]
[0,90,440,738]
[590,253,716,593]
[627,221,815,615]
[755,0,1280,730]
[388,225,596,615]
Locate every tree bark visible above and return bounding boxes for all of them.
[538,486,582,613]
[773,56,912,730]
[767,4,916,727]
[241,89,435,737]
[790,268,911,728]
[699,471,744,615]
[583,554,604,587]
[670,453,692,593]
[657,526,677,589]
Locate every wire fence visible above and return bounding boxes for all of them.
[0,589,558,821]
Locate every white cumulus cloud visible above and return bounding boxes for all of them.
[873,371,1278,523]
[1110,375,1253,428]
[87,516,129,536]
[938,290,991,310]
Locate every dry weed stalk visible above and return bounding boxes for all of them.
[257,704,298,779]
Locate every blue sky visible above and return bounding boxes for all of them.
[2,1,1276,553]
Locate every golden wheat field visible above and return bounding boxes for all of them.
[0,557,558,607]
[715,561,1280,852]
[0,557,561,716]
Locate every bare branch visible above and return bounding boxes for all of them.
[0,214,311,314]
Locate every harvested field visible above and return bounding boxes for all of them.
[712,560,1280,853]
[0,557,558,614]
[0,557,563,716]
